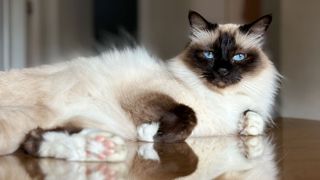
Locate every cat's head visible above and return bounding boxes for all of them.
[181,10,272,88]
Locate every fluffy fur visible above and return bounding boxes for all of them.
[0,11,280,157]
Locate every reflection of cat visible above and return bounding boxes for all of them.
[0,10,279,161]
[0,136,277,180]
[183,137,278,180]
[132,137,277,180]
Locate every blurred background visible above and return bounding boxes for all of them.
[0,0,319,121]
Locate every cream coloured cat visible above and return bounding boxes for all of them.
[0,11,279,162]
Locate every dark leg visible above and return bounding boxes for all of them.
[21,127,82,156]
[154,104,197,143]
[120,92,197,143]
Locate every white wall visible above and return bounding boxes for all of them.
[280,0,320,120]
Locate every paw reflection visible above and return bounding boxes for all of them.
[39,158,128,180]
[238,136,265,159]
[138,143,160,161]
[132,142,198,180]
[85,163,126,180]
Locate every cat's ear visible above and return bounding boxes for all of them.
[188,10,217,30]
[239,14,272,36]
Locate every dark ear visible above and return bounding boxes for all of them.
[188,10,217,30]
[239,14,272,36]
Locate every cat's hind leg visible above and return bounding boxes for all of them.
[22,127,127,162]
[0,107,43,155]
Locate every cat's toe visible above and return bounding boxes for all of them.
[239,111,265,135]
[137,122,159,142]
[85,131,127,162]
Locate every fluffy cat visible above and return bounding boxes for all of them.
[0,11,279,162]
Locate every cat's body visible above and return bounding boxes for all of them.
[0,11,279,161]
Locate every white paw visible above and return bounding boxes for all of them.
[238,136,265,159]
[137,143,160,161]
[82,129,127,162]
[239,111,265,135]
[137,122,159,142]
[39,129,127,162]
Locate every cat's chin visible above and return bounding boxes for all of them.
[207,79,240,89]
[216,81,228,88]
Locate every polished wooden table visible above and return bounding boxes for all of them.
[0,118,319,180]
[275,118,320,180]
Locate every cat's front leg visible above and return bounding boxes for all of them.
[137,104,197,143]
[239,111,265,135]
[22,127,127,162]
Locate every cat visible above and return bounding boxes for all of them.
[0,10,280,162]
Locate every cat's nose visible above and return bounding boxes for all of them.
[218,68,229,76]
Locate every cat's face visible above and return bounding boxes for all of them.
[181,11,272,88]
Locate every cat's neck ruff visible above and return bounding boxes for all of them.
[167,55,280,120]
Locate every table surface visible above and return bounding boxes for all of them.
[0,118,319,180]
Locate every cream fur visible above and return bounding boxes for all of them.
[167,54,279,137]
[0,25,279,155]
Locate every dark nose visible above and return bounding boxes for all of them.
[218,68,229,76]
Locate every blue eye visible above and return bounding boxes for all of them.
[232,53,246,61]
[203,51,214,60]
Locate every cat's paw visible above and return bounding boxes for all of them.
[137,143,160,161]
[238,136,265,159]
[23,128,127,162]
[137,122,159,142]
[239,111,265,135]
[81,129,127,162]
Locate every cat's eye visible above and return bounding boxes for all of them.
[203,51,215,60]
[232,53,246,61]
